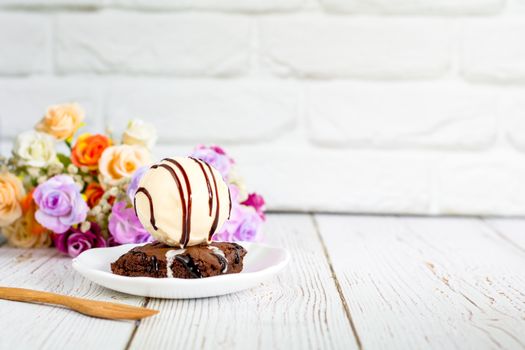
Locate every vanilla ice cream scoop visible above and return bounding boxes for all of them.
[134,157,232,248]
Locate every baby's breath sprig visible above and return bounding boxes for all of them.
[46,162,64,177]
[0,155,8,173]
[67,163,78,175]
[87,179,130,238]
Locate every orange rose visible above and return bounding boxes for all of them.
[71,133,112,170]
[0,172,25,227]
[85,183,104,208]
[20,190,46,236]
[3,217,52,249]
[98,145,151,186]
[36,103,85,141]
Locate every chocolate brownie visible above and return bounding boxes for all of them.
[111,241,247,279]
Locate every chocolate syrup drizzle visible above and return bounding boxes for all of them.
[174,254,201,278]
[147,256,160,274]
[189,157,213,216]
[151,162,191,248]
[162,158,193,248]
[227,187,232,220]
[233,246,242,264]
[130,251,161,275]
[210,248,228,273]
[134,187,158,230]
[203,161,221,240]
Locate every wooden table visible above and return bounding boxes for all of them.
[1,214,524,350]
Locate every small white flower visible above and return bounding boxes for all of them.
[80,221,91,233]
[91,206,101,215]
[96,213,105,222]
[47,162,62,176]
[67,164,78,174]
[122,119,157,149]
[37,176,47,184]
[26,167,41,178]
[13,130,57,168]
[108,187,118,196]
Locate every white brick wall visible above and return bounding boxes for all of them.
[106,80,299,143]
[319,0,504,15]
[306,82,496,149]
[0,13,51,75]
[56,13,252,76]
[260,17,452,79]
[461,19,525,83]
[1,2,525,216]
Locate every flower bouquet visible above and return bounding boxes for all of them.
[0,103,265,257]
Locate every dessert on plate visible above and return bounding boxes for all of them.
[111,241,246,278]
[111,157,247,279]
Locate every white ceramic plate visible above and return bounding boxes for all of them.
[72,242,290,299]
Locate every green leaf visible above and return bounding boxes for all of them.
[57,153,72,167]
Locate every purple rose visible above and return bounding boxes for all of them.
[53,222,106,258]
[109,201,152,244]
[232,208,263,241]
[212,203,242,242]
[34,175,88,234]
[242,192,266,220]
[189,145,234,180]
[127,166,148,202]
[213,203,263,242]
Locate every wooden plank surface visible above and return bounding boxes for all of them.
[316,215,525,350]
[1,214,525,350]
[484,218,525,252]
[0,247,145,350]
[128,214,358,350]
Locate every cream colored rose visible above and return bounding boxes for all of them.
[228,167,248,202]
[98,145,151,186]
[13,130,57,168]
[122,119,158,149]
[0,172,25,227]
[36,103,85,141]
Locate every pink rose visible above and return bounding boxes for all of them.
[53,222,106,258]
[242,192,266,220]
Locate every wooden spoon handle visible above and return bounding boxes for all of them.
[0,286,60,304]
[0,287,158,320]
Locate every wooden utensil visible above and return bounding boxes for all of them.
[0,286,159,320]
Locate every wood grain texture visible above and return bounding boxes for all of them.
[2,215,525,350]
[316,215,525,350]
[0,247,145,350]
[484,218,525,252]
[128,214,358,350]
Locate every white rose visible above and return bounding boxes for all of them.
[122,120,157,149]
[13,130,57,168]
